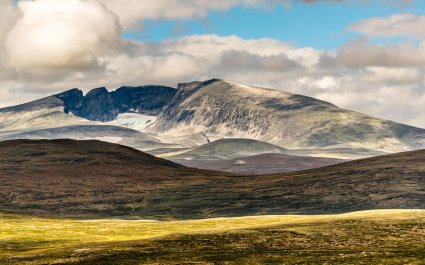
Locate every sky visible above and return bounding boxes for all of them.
[1,0,425,127]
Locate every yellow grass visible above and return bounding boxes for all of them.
[1,209,424,259]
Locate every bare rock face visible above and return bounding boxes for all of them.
[148,79,425,152]
[111,86,176,116]
[55,85,176,122]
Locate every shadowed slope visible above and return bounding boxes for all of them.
[0,139,182,172]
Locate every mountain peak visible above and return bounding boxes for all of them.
[149,79,425,152]
[86,87,109,96]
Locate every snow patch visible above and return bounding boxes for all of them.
[84,137,122,144]
[105,113,157,131]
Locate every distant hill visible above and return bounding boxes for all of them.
[1,139,425,219]
[173,153,344,174]
[166,138,344,174]
[168,138,290,160]
[0,139,183,174]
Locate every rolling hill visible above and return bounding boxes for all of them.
[1,139,424,219]
[166,138,290,160]
[173,153,344,174]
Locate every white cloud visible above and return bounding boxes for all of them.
[0,0,424,130]
[349,13,425,39]
[334,39,425,67]
[362,67,422,84]
[98,0,347,30]
[0,0,18,71]
[99,0,241,29]
[6,0,121,70]
[161,34,294,63]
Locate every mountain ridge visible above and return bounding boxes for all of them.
[1,79,425,159]
[148,79,425,153]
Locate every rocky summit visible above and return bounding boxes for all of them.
[55,85,176,122]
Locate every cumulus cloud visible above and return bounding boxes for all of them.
[349,13,425,39]
[0,0,18,39]
[220,50,301,72]
[161,35,294,63]
[92,34,302,87]
[99,0,349,30]
[6,0,121,70]
[0,1,18,61]
[328,39,425,67]
[99,0,240,29]
[0,0,425,129]
[362,67,422,84]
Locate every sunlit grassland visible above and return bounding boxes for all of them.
[1,209,425,264]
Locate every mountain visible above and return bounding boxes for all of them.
[2,79,425,160]
[164,138,344,174]
[148,79,425,154]
[0,89,171,151]
[172,153,344,174]
[1,139,424,219]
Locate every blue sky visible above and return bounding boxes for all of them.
[130,1,425,49]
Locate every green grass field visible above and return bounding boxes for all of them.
[1,209,425,264]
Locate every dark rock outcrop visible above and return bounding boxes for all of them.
[54,85,176,122]
[111,86,176,116]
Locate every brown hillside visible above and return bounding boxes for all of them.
[0,139,424,219]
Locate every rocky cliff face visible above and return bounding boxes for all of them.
[55,85,176,122]
[148,79,425,152]
[0,89,163,149]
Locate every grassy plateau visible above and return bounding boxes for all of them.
[1,209,425,265]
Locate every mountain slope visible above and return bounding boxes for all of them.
[0,97,91,131]
[1,139,424,219]
[0,94,162,150]
[167,138,290,160]
[148,79,425,153]
[164,138,345,174]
